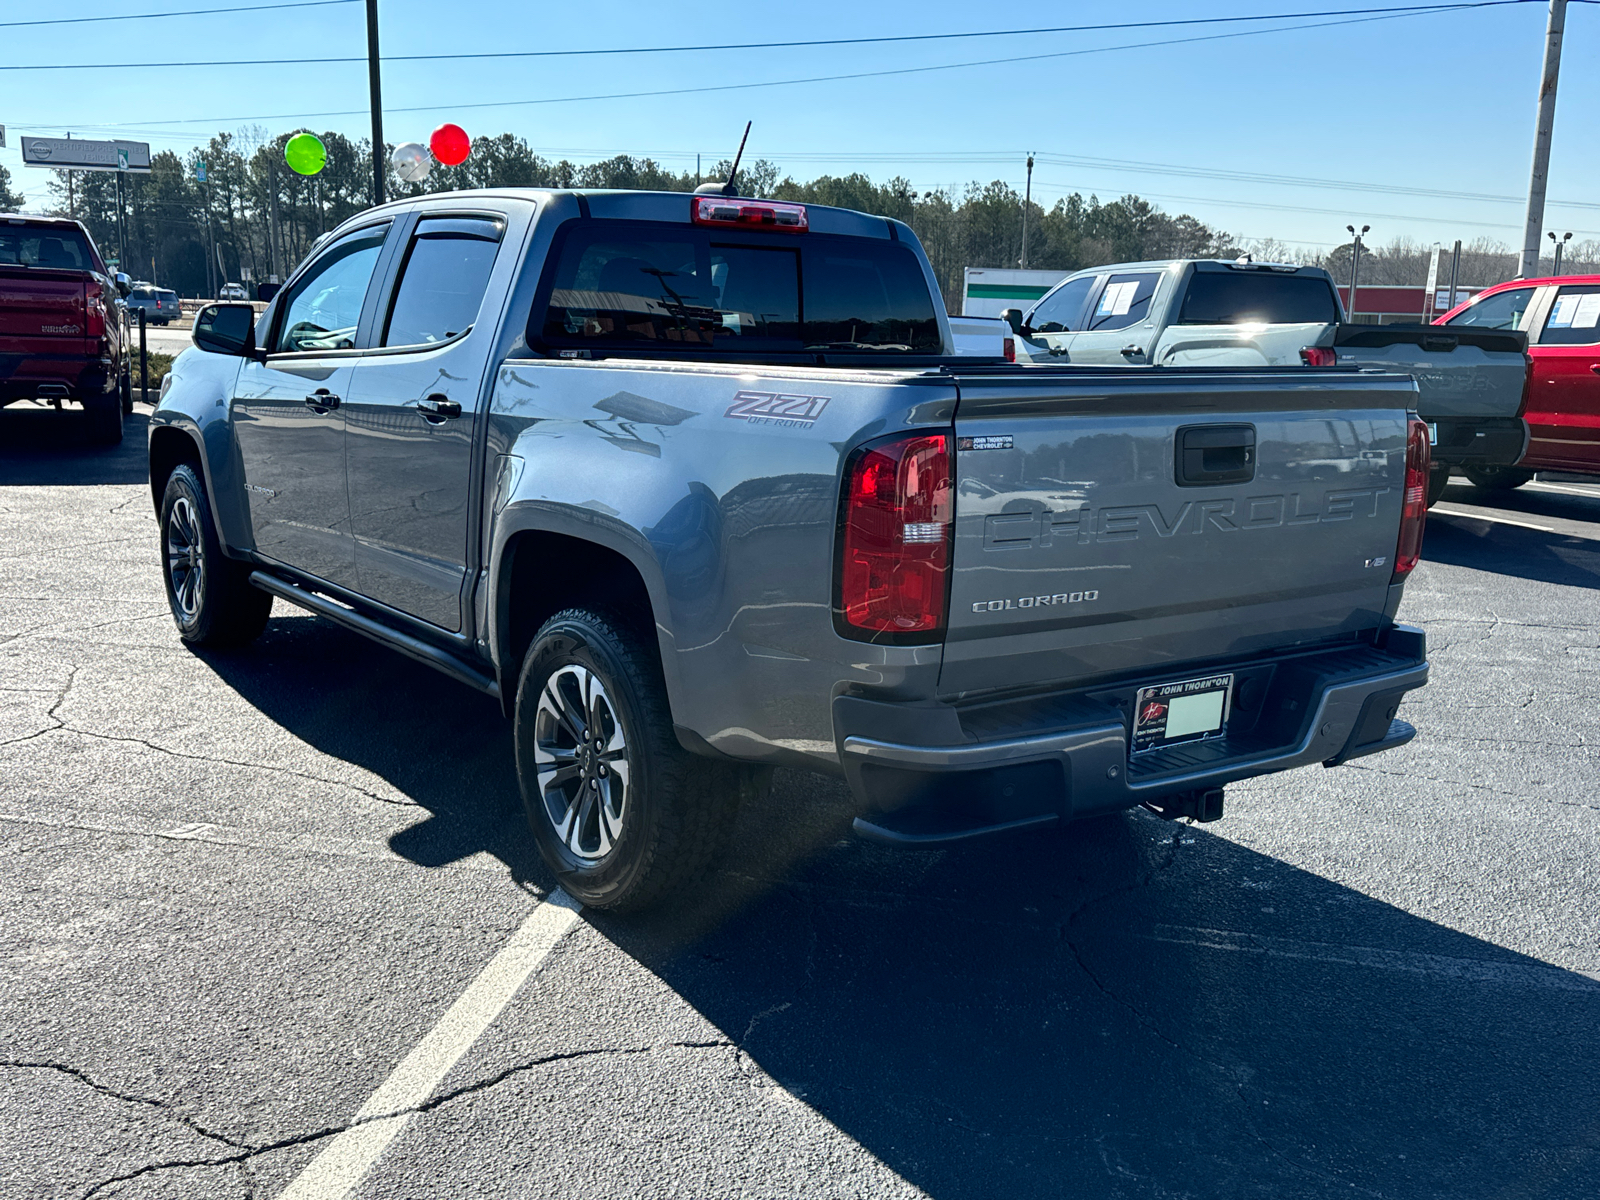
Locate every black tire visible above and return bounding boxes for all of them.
[1425,465,1451,508]
[159,464,272,648]
[514,607,741,912]
[85,396,123,445]
[1463,466,1534,494]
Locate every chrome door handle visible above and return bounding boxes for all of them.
[1120,345,1144,357]
[417,394,462,419]
[304,389,340,411]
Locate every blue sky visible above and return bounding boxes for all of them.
[3,0,1597,253]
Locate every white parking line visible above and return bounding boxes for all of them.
[275,891,584,1200]
[1431,505,1555,532]
[1526,481,1600,499]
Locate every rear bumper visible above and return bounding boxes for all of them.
[0,351,114,403]
[836,628,1429,845]
[1427,416,1528,469]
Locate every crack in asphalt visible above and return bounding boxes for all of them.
[1,722,418,808]
[75,1041,736,1199]
[1,1059,249,1152]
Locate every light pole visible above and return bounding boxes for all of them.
[1345,224,1369,322]
[1548,230,1573,275]
[1020,154,1034,270]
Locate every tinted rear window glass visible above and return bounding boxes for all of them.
[1178,272,1339,325]
[0,225,94,270]
[536,221,938,354]
[382,216,504,347]
[1540,284,1600,346]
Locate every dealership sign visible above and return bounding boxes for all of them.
[21,137,150,173]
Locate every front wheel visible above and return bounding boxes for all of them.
[160,464,273,647]
[1463,466,1534,494]
[514,608,741,911]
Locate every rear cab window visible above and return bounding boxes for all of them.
[1085,272,1160,332]
[1178,271,1340,325]
[1538,284,1600,345]
[532,220,940,357]
[0,223,96,271]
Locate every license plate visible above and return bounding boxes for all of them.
[1131,673,1234,755]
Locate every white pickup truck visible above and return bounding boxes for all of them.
[1004,258,1530,502]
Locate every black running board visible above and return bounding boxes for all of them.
[249,571,501,700]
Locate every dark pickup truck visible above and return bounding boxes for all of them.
[1,213,132,443]
[149,188,1432,911]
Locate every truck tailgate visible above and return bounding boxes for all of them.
[942,368,1416,696]
[0,267,88,354]
[1331,324,1527,420]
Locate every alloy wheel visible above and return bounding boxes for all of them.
[166,496,205,622]
[533,664,630,861]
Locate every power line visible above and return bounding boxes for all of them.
[0,0,1545,69]
[32,3,1532,125]
[0,0,356,29]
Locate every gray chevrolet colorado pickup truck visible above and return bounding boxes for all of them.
[149,188,1431,911]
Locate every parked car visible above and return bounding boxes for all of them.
[1004,259,1530,504]
[0,212,132,442]
[1435,274,1600,490]
[125,284,182,326]
[219,282,248,301]
[149,189,1430,911]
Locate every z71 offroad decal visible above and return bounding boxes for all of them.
[724,390,831,428]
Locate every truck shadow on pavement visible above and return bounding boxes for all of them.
[198,609,1600,1198]
[593,798,1600,1200]
[0,406,153,487]
[198,609,546,884]
[1425,506,1600,591]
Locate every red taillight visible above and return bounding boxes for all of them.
[838,432,952,637]
[691,196,808,232]
[84,282,105,338]
[1299,346,1337,367]
[1393,416,1431,579]
[1003,336,1016,363]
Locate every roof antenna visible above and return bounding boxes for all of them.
[694,121,752,197]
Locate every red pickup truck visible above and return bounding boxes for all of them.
[1436,274,1600,489]
[0,213,132,443]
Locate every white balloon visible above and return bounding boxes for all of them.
[391,142,433,183]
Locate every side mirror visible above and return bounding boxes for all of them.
[999,307,1025,335]
[113,272,132,298]
[193,302,257,357]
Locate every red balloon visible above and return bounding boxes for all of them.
[429,123,471,167]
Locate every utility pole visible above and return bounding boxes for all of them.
[1020,154,1034,270]
[366,0,385,206]
[1519,0,1567,279]
[1345,224,1369,321]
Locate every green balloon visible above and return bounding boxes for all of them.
[285,133,326,176]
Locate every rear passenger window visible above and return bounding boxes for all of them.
[1028,275,1096,333]
[1539,285,1600,346]
[1086,272,1160,331]
[382,217,504,347]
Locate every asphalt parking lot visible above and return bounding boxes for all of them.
[3,403,1598,1200]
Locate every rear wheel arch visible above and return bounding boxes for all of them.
[494,529,666,716]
